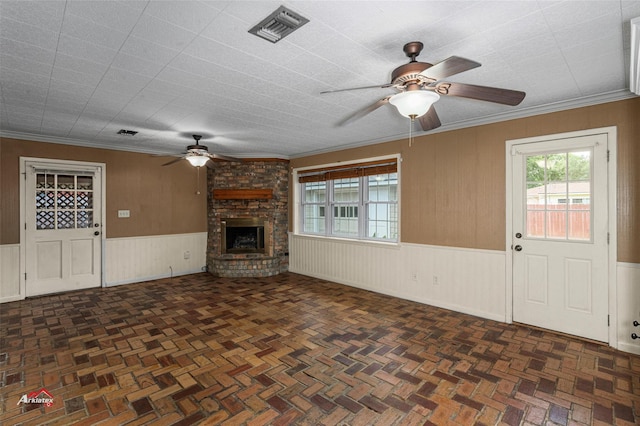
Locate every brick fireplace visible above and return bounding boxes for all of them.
[207,159,288,277]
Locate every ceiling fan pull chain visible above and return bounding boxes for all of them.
[409,116,414,147]
[196,166,201,195]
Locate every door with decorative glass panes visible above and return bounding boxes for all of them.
[511,133,608,342]
[25,162,102,296]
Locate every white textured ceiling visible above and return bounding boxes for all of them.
[1,1,638,158]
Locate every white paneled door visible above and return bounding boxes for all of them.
[25,161,103,297]
[511,133,609,342]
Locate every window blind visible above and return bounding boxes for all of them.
[298,159,397,183]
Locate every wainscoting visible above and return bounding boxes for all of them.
[288,233,640,354]
[0,244,20,303]
[617,262,640,354]
[0,233,207,302]
[288,235,506,322]
[105,232,207,286]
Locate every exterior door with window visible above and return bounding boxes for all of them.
[25,161,102,296]
[511,133,608,342]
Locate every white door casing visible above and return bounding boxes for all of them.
[21,159,105,297]
[506,128,617,344]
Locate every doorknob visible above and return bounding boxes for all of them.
[514,245,522,251]
[94,231,100,236]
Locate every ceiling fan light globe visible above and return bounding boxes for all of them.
[389,91,440,118]
[186,156,209,167]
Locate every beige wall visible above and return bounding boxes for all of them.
[0,137,207,243]
[289,98,640,263]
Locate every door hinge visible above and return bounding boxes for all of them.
[607,233,610,244]
[607,150,610,162]
[24,273,27,281]
[607,315,610,326]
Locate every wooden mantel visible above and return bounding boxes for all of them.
[213,189,273,200]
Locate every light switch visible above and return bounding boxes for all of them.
[118,210,130,218]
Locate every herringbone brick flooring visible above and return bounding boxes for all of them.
[0,272,638,425]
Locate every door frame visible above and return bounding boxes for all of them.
[505,127,617,347]
[19,157,107,299]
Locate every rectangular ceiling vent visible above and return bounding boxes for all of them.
[249,6,309,43]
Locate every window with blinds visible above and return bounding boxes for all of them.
[298,158,398,242]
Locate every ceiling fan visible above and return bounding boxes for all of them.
[321,41,526,131]
[162,134,240,168]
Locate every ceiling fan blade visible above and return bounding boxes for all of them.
[420,56,481,80]
[435,82,526,105]
[321,83,396,94]
[337,97,391,126]
[418,107,442,131]
[209,153,242,162]
[162,157,184,166]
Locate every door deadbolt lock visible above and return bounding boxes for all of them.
[514,245,522,251]
[515,232,522,238]
[94,231,100,236]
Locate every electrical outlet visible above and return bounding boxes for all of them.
[410,272,417,281]
[184,251,190,260]
[433,275,439,285]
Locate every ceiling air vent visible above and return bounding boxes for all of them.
[117,129,138,136]
[249,6,309,43]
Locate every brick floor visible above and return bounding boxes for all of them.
[1,272,638,425]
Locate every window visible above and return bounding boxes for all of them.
[35,172,94,230]
[525,150,592,241]
[298,159,398,242]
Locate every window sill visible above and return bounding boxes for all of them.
[290,232,400,249]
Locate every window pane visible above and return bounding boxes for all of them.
[526,210,545,238]
[303,205,325,233]
[368,173,397,202]
[57,175,75,189]
[304,182,325,202]
[77,176,93,190]
[57,191,75,209]
[568,210,590,240]
[57,211,75,229]
[368,203,398,239]
[36,211,55,230]
[36,191,55,209]
[546,153,566,181]
[333,178,358,202]
[526,155,546,185]
[568,151,590,180]
[77,192,93,209]
[546,210,566,238]
[333,215,358,236]
[77,211,93,229]
[546,182,567,207]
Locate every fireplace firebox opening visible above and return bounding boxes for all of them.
[221,218,270,255]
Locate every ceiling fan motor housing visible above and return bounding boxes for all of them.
[391,62,434,86]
